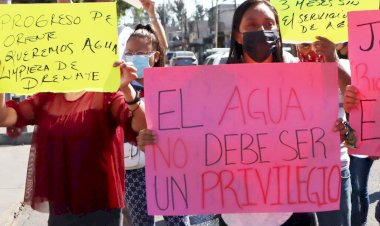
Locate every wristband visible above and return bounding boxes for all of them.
[149,13,160,22]
[128,101,141,116]
[125,91,141,105]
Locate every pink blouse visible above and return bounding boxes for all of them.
[6,91,136,215]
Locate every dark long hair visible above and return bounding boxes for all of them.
[128,24,164,67]
[227,0,284,64]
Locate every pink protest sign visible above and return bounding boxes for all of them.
[348,10,380,155]
[144,63,340,215]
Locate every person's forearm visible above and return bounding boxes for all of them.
[0,93,6,123]
[122,83,137,103]
[0,0,11,120]
[338,63,351,96]
[0,94,17,127]
[130,102,147,133]
[142,0,168,50]
[151,20,168,50]
[0,94,9,125]
[148,11,168,51]
[121,84,147,132]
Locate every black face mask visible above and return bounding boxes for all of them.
[337,50,348,59]
[337,42,348,59]
[242,30,280,62]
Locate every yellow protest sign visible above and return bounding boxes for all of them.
[271,0,379,43]
[0,2,119,95]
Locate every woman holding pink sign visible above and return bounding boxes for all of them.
[225,1,316,225]
[121,23,196,226]
[224,1,350,225]
[138,0,351,226]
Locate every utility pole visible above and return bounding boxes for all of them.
[234,0,237,10]
[164,0,169,40]
[214,0,219,47]
[163,0,166,29]
[211,0,214,36]
[195,0,200,39]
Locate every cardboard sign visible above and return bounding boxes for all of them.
[144,63,341,215]
[0,3,119,94]
[348,10,380,155]
[272,0,378,43]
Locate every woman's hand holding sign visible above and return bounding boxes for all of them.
[334,118,349,142]
[113,61,138,91]
[113,61,146,132]
[314,36,351,95]
[344,85,359,113]
[137,129,156,151]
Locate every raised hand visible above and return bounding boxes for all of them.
[113,61,138,91]
[139,0,155,17]
[314,36,339,62]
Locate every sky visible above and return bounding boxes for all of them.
[153,0,245,16]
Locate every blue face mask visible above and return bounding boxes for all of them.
[123,53,153,78]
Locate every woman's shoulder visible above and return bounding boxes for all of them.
[99,91,125,108]
[27,92,56,105]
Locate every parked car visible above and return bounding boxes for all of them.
[170,51,198,66]
[201,48,230,64]
[205,48,230,56]
[203,52,229,65]
[165,51,175,65]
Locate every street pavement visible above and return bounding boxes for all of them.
[1,145,380,226]
[0,145,29,226]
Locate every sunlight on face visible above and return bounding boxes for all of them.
[125,36,157,84]
[239,3,277,33]
[126,37,154,55]
[126,37,156,67]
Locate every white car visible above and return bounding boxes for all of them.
[203,52,229,65]
[170,51,198,66]
[205,48,230,56]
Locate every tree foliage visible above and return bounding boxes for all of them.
[194,4,205,21]
[207,7,214,31]
[171,0,186,27]
[156,2,171,30]
[171,0,188,41]
[132,7,147,24]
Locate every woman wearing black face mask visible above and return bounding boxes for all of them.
[222,1,350,226]
[224,3,309,225]
[137,1,349,225]
[227,0,298,64]
[336,42,348,59]
[136,2,294,225]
